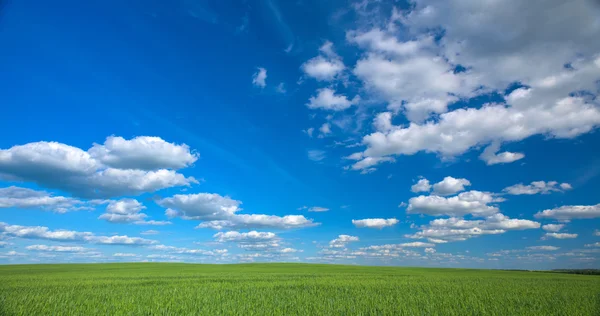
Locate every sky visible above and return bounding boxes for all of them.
[1,0,599,269]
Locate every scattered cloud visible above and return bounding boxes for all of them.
[0,138,198,198]
[159,193,318,230]
[352,218,398,229]
[307,206,329,212]
[301,42,345,81]
[542,224,565,232]
[407,191,499,217]
[98,199,171,225]
[527,246,560,251]
[535,204,600,220]
[0,222,157,246]
[252,67,267,88]
[503,181,572,195]
[432,177,471,196]
[307,88,357,111]
[88,136,198,170]
[329,235,359,248]
[307,150,326,162]
[0,186,88,213]
[542,233,578,240]
[411,178,431,193]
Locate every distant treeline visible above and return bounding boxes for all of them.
[549,269,600,275]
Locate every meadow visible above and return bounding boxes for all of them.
[0,263,598,315]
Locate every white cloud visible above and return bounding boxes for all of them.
[213,231,277,243]
[159,193,242,220]
[347,156,395,174]
[503,181,572,195]
[98,199,172,225]
[432,176,471,196]
[352,218,398,229]
[252,67,267,88]
[276,82,286,94]
[0,222,157,246]
[307,89,356,111]
[585,242,600,248]
[400,242,435,248]
[307,150,326,162]
[159,192,318,230]
[0,139,197,198]
[308,206,329,212]
[0,186,87,213]
[301,42,345,81]
[595,230,600,237]
[407,214,539,243]
[411,178,431,193]
[407,190,499,217]
[195,214,317,230]
[542,233,578,239]
[329,235,359,248]
[542,224,564,232]
[26,245,90,252]
[303,127,315,138]
[344,0,600,170]
[88,136,198,170]
[356,95,600,169]
[535,204,600,220]
[424,247,436,254]
[318,123,332,137]
[527,246,560,251]
[479,142,525,165]
[140,230,160,235]
[113,253,139,257]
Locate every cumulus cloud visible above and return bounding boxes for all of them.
[301,41,345,81]
[432,177,471,196]
[329,235,359,248]
[25,245,90,252]
[585,242,600,248]
[252,67,267,88]
[159,193,318,230]
[213,231,300,255]
[0,222,157,246]
[0,186,88,213]
[150,244,228,257]
[195,214,317,230]
[98,199,171,225]
[213,231,277,243]
[0,138,198,198]
[542,232,578,239]
[343,0,600,172]
[503,181,572,195]
[535,204,600,220]
[307,88,357,111]
[318,123,332,137]
[407,214,539,243]
[479,142,525,165]
[542,224,564,232]
[411,178,431,193]
[527,246,560,251]
[352,218,398,229]
[407,190,499,217]
[88,136,198,170]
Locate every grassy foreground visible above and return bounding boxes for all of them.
[0,263,598,315]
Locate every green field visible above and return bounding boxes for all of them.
[0,263,598,315]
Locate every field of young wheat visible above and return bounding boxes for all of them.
[0,263,598,315]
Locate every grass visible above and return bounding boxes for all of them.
[0,263,598,315]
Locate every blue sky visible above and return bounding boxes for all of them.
[1,0,599,269]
